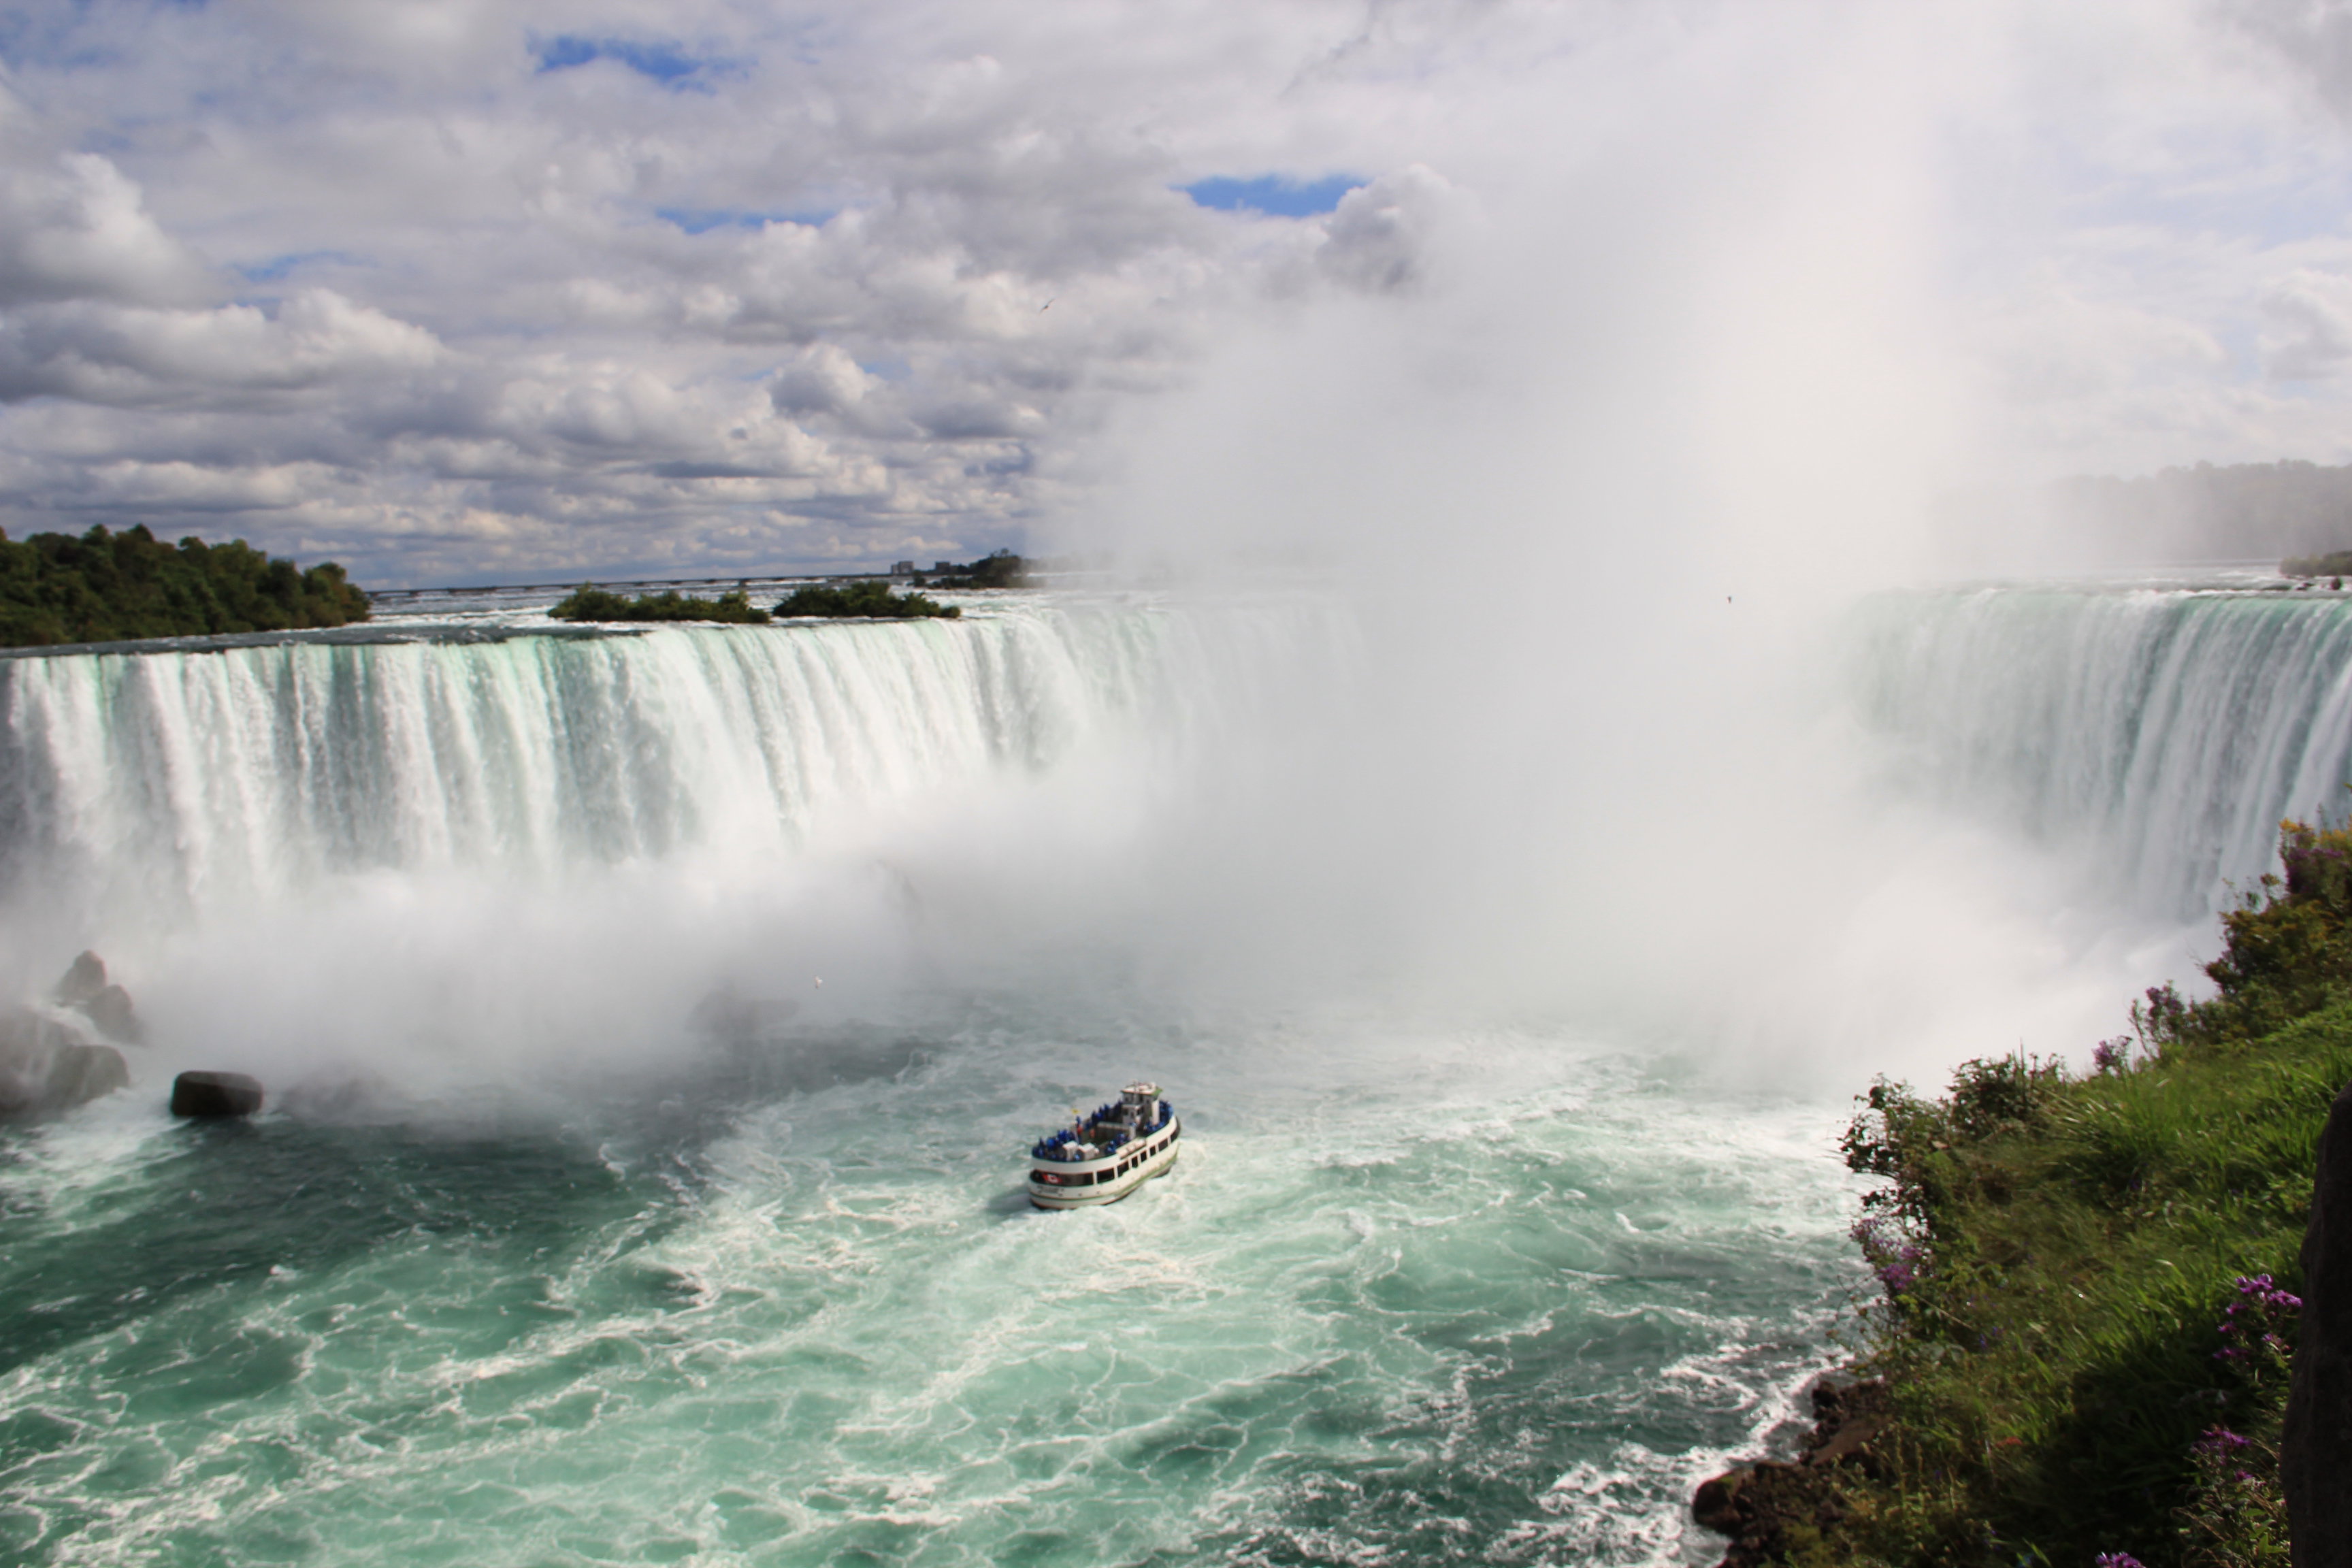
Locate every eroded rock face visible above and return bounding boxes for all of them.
[1693,1379,1887,1568]
[0,1008,129,1115]
[0,956,145,1117]
[2284,1077,2352,1567]
[51,951,106,1007]
[50,952,142,1044]
[0,1007,76,1114]
[46,1044,129,1107]
[81,985,141,1044]
[170,1071,263,1118]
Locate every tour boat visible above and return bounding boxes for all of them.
[1027,1082,1181,1209]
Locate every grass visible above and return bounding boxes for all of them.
[1806,822,2352,1567]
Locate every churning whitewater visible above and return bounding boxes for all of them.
[2,580,2348,1565]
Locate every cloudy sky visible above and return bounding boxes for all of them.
[2,0,2351,585]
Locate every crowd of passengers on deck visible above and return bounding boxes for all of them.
[1030,1100,1175,1163]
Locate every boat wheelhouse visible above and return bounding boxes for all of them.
[1028,1082,1181,1209]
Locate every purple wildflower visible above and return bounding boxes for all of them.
[2193,1426,2251,1456]
[2091,1037,2130,1074]
[2095,1554,2145,1568]
[2215,1275,2301,1363]
[1850,1214,1928,1297]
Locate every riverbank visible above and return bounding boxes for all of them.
[1707,824,2352,1565]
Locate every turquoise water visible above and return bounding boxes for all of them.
[0,1017,1859,1566]
[0,592,2043,1565]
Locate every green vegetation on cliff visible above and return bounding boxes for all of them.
[548,586,771,623]
[916,549,1027,589]
[0,524,370,648]
[2281,550,2352,578]
[1787,822,2352,1567]
[772,580,960,619]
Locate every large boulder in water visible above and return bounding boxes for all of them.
[2285,1076,2352,1565]
[170,1071,263,1119]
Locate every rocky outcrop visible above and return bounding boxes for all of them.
[50,951,142,1043]
[1693,1379,1888,1567]
[169,1071,263,1118]
[1,1007,80,1113]
[2284,1077,2352,1567]
[0,1007,127,1116]
[46,1043,129,1105]
[52,951,105,1006]
[0,951,145,1117]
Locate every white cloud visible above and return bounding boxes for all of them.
[0,290,443,406]
[1316,165,1460,294]
[0,0,2347,581]
[0,154,210,308]
[2261,267,2352,377]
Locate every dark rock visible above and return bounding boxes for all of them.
[1808,1414,1885,1467]
[81,985,142,1045]
[46,953,143,1043]
[51,951,106,1007]
[1693,1378,1888,1567]
[1693,1466,1754,1533]
[46,1045,128,1108]
[170,1071,263,1119]
[0,1007,88,1115]
[2285,1075,2352,1567]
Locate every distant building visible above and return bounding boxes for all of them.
[934,561,953,573]
[889,560,916,578]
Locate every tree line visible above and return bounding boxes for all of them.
[0,525,371,648]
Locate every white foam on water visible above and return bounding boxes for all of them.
[0,1024,1863,1567]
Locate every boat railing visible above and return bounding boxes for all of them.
[1028,1100,1177,1162]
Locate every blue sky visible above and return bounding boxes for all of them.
[1182,176,1363,217]
[534,34,722,86]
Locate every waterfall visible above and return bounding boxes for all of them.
[1851,585,2352,919]
[0,598,1308,924]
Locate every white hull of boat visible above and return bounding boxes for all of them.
[1028,1115,1181,1209]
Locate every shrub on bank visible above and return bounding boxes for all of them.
[772,580,960,619]
[914,549,1027,590]
[548,587,771,623]
[2282,550,2352,578]
[1803,819,2352,1568]
[0,524,370,647]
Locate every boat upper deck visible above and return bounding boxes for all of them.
[1032,1083,1175,1164]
